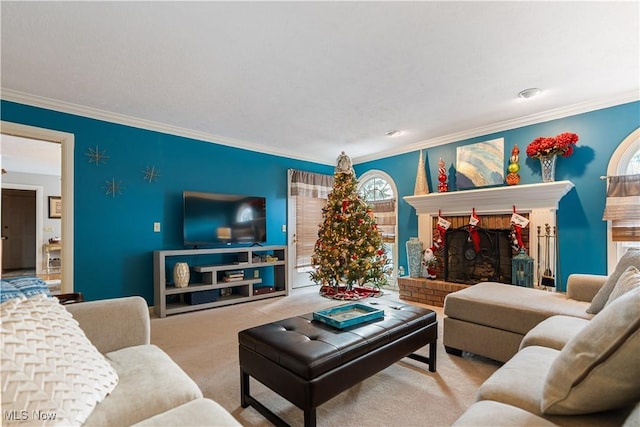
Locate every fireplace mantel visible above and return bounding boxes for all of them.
[404,180,575,288]
[403,180,574,215]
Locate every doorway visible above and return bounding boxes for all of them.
[2,188,37,273]
[1,121,75,293]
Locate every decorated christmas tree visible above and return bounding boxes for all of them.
[310,152,389,297]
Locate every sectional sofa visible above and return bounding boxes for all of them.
[445,249,640,426]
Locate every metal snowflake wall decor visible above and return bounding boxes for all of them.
[143,165,160,183]
[104,178,124,198]
[85,145,109,166]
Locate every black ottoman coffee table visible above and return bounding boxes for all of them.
[238,300,437,427]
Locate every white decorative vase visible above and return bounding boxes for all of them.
[539,155,557,183]
[173,262,190,288]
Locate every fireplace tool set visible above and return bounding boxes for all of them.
[537,224,558,289]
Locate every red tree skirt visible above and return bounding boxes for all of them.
[319,285,383,300]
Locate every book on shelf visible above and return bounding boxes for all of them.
[225,270,244,276]
[223,270,244,282]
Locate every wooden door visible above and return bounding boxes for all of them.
[1,189,36,271]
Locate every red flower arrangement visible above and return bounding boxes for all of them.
[526,132,579,158]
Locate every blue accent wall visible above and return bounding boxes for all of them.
[355,101,640,291]
[1,100,333,303]
[3,100,638,297]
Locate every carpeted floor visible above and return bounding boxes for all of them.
[150,285,501,427]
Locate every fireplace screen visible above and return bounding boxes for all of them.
[444,227,512,284]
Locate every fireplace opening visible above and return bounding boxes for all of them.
[444,227,513,285]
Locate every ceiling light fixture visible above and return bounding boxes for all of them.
[385,130,401,137]
[518,88,542,99]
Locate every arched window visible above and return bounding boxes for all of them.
[625,150,640,174]
[360,175,393,201]
[606,128,640,272]
[358,170,399,287]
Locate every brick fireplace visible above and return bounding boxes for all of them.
[399,181,574,306]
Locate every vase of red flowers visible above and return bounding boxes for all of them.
[526,132,579,182]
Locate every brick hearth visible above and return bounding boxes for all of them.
[398,277,469,307]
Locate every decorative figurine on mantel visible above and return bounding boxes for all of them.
[414,150,429,195]
[506,145,521,185]
[437,157,448,192]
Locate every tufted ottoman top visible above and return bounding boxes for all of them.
[238,301,436,380]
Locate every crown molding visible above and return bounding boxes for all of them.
[0,89,328,165]
[2,88,637,167]
[353,90,640,164]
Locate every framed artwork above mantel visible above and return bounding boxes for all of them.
[456,138,505,189]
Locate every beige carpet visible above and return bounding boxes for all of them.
[150,286,501,427]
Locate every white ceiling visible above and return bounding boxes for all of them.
[1,2,639,166]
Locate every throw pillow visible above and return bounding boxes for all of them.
[605,266,640,307]
[541,287,640,415]
[3,276,51,299]
[1,295,118,426]
[0,281,25,303]
[587,248,640,314]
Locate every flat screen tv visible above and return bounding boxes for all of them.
[183,191,267,247]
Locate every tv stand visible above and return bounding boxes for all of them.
[153,245,288,317]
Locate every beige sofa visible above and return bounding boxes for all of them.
[443,248,640,364]
[1,292,240,426]
[447,249,640,426]
[452,283,640,426]
[69,296,241,426]
[442,275,599,363]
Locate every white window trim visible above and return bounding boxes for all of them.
[606,127,640,272]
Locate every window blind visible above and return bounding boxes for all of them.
[369,199,396,243]
[602,174,640,242]
[290,170,334,268]
[295,196,326,268]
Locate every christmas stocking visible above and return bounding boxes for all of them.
[433,216,451,251]
[468,210,480,253]
[511,225,524,251]
[510,212,529,251]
